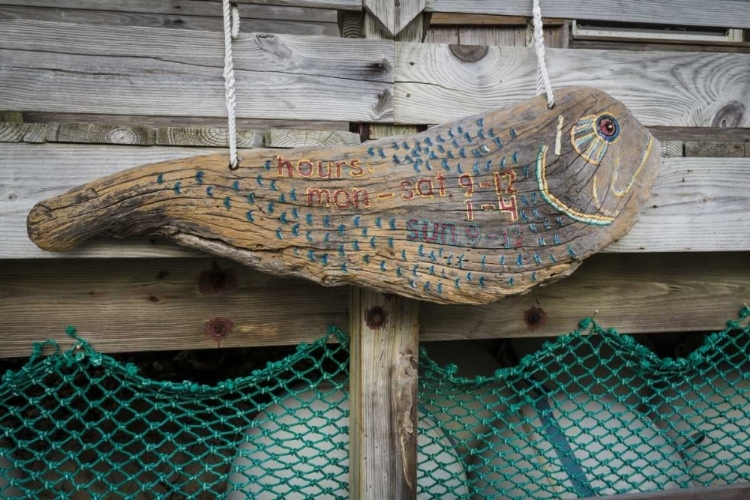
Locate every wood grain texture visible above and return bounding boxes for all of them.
[0,0,338,21]
[51,123,156,145]
[349,288,419,500]
[0,257,349,358]
[659,141,684,158]
[0,19,395,123]
[0,122,47,143]
[419,252,750,341]
[608,157,750,252]
[364,0,424,37]
[156,127,263,148]
[263,129,361,148]
[19,112,352,132]
[205,0,362,10]
[425,0,750,30]
[4,144,748,258]
[430,13,565,26]
[685,142,747,158]
[0,5,339,36]
[25,88,661,305]
[394,43,750,127]
[580,483,750,500]
[0,252,745,358]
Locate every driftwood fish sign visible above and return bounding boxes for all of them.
[28,87,659,305]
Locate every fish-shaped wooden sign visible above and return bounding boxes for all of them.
[27,87,659,305]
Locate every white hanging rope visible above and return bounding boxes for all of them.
[222,0,240,169]
[531,0,555,108]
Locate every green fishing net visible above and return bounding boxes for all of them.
[1,307,749,499]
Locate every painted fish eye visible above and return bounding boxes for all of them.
[596,116,619,141]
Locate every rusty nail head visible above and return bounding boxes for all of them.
[366,306,386,329]
[524,305,548,330]
[205,317,233,341]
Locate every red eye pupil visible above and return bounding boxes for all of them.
[599,119,614,136]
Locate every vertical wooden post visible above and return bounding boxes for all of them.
[348,10,423,499]
[349,289,420,500]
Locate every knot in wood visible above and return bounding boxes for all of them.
[365,306,386,329]
[449,44,489,63]
[712,101,746,128]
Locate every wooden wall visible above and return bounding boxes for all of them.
[0,0,749,358]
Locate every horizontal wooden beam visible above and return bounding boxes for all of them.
[2,144,748,258]
[0,121,360,148]
[394,43,750,127]
[0,0,339,21]
[0,3,339,36]
[581,483,750,500]
[0,252,746,358]
[0,20,394,123]
[429,13,566,26]
[205,0,362,11]
[425,0,750,30]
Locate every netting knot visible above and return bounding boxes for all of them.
[578,317,593,330]
[125,363,139,377]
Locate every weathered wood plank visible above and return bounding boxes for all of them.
[207,0,362,11]
[430,13,565,26]
[608,157,750,252]
[581,483,750,500]
[0,122,47,143]
[651,127,750,143]
[51,123,156,145]
[2,144,748,258]
[424,27,458,44]
[0,5,339,36]
[0,257,349,358]
[659,141,684,158]
[20,112,352,132]
[0,19,394,123]
[395,43,750,127]
[0,252,745,358]
[0,0,338,22]
[685,142,747,158]
[364,0,424,37]
[425,0,750,30]
[156,127,263,148]
[349,289,419,500]
[263,129,360,148]
[571,39,750,54]
[419,252,750,342]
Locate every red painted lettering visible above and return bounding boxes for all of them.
[401,180,414,200]
[333,189,351,209]
[317,161,332,179]
[351,188,370,208]
[417,178,435,197]
[459,173,475,197]
[277,156,294,177]
[297,159,313,177]
[436,173,447,197]
[349,159,364,177]
[307,188,331,207]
